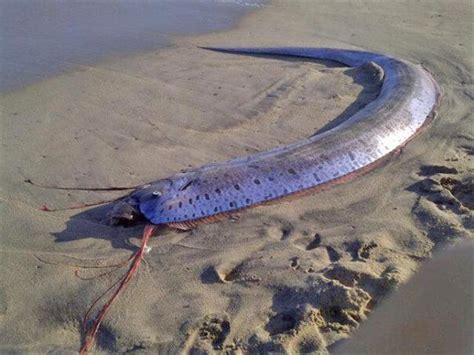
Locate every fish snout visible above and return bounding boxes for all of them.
[108,199,144,226]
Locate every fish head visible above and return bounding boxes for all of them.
[107,179,173,226]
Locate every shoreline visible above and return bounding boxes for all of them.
[0,0,264,93]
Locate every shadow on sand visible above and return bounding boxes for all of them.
[52,198,149,251]
[50,54,383,250]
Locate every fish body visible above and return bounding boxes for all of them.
[110,48,441,229]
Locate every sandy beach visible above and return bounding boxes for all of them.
[1,1,472,353]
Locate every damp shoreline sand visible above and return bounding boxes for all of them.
[0,0,262,92]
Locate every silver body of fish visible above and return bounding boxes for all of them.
[109,47,441,229]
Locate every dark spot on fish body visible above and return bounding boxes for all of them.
[179,202,183,208]
[189,198,193,204]
[234,184,240,190]
[288,168,297,175]
[313,173,321,182]
[254,179,261,185]
[215,188,221,194]
[205,194,210,200]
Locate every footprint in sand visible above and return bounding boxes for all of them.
[183,315,231,353]
[197,315,231,350]
[201,260,261,284]
[344,239,379,261]
[408,163,473,244]
[265,312,297,336]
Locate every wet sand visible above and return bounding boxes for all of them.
[334,241,473,354]
[0,0,261,92]
[0,1,472,353]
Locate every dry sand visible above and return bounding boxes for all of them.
[1,0,472,353]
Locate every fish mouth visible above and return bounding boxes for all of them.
[107,199,146,227]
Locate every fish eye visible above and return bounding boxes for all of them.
[152,191,161,197]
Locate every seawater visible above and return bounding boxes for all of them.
[0,0,263,92]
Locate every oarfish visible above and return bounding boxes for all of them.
[109,47,441,230]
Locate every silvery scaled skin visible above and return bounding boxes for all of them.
[109,47,441,229]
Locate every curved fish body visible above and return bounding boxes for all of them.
[111,48,441,229]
